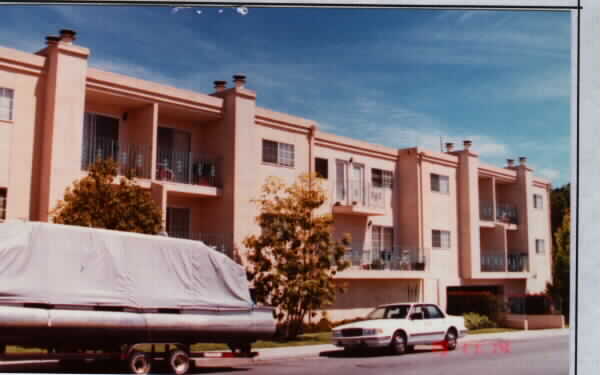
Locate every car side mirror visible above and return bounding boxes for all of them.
[409,312,424,320]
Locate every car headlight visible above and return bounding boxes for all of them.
[363,328,384,336]
[332,330,342,338]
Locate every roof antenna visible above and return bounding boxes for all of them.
[440,136,443,152]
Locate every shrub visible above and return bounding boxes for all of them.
[464,313,497,330]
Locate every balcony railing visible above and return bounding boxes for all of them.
[344,246,428,271]
[496,203,518,224]
[481,252,528,272]
[479,200,494,221]
[156,150,221,187]
[340,180,385,209]
[82,137,152,179]
[478,201,518,224]
[165,232,228,253]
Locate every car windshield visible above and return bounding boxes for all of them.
[366,305,411,320]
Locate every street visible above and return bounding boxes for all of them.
[0,335,568,375]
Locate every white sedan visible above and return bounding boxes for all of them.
[331,303,467,354]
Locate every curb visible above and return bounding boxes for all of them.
[194,328,569,367]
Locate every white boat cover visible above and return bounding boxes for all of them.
[0,221,253,310]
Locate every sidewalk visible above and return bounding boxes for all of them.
[194,328,569,367]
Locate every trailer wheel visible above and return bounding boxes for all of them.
[168,349,190,375]
[128,351,152,375]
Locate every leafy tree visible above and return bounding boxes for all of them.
[52,159,163,234]
[244,174,350,340]
[550,184,570,242]
[546,209,570,320]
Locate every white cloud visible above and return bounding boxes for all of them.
[538,168,561,181]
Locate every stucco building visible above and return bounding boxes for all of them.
[0,30,553,320]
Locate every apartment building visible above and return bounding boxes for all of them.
[0,30,553,320]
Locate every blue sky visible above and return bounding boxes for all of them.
[0,6,571,186]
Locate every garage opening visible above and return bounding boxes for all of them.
[446,286,503,318]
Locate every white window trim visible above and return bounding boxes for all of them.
[262,139,295,168]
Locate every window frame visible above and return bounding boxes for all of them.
[430,173,450,194]
[535,239,545,254]
[372,168,393,189]
[0,87,14,122]
[432,229,451,249]
[533,194,544,209]
[262,139,295,168]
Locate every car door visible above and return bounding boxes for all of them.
[406,304,428,344]
[423,304,447,343]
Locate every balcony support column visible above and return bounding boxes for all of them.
[491,176,497,222]
[151,182,167,231]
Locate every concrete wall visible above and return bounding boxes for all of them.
[326,279,420,321]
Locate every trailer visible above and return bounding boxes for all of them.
[0,221,277,374]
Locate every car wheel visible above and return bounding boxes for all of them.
[390,331,407,355]
[445,330,458,351]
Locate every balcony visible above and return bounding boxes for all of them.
[343,247,428,272]
[333,180,386,216]
[480,253,528,272]
[479,201,518,225]
[165,231,228,254]
[156,150,221,187]
[82,137,152,179]
[496,203,518,224]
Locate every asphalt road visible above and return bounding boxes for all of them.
[0,335,568,375]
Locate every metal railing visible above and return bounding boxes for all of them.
[81,137,152,179]
[479,200,494,221]
[165,232,228,254]
[340,180,385,209]
[496,203,518,224]
[156,149,221,187]
[481,252,528,272]
[344,246,428,271]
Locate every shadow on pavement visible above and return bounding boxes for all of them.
[319,346,450,359]
[0,361,250,374]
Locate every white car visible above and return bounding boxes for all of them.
[331,303,467,354]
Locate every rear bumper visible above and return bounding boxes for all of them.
[333,336,392,349]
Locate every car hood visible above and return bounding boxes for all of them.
[334,319,404,330]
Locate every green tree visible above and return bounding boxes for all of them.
[546,209,570,320]
[52,159,163,234]
[244,174,350,340]
[550,184,570,242]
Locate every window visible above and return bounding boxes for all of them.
[315,158,328,179]
[536,239,545,254]
[432,230,451,249]
[262,140,295,167]
[372,168,393,188]
[534,194,544,209]
[0,189,6,220]
[372,226,394,251]
[431,174,449,193]
[0,88,14,121]
[424,305,444,319]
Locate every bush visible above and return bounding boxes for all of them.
[447,292,504,322]
[464,313,497,330]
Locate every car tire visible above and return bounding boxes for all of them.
[444,329,458,351]
[389,331,407,355]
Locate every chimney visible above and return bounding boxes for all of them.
[45,36,60,45]
[506,159,515,168]
[213,80,227,92]
[233,74,246,88]
[59,29,76,44]
[463,140,472,151]
[519,156,527,166]
[445,142,454,152]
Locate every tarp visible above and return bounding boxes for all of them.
[0,221,253,310]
